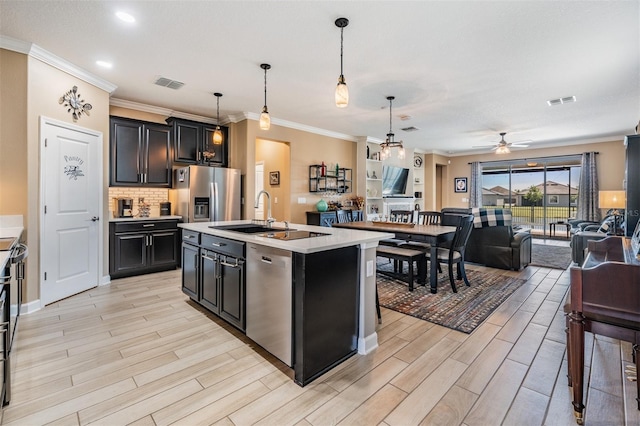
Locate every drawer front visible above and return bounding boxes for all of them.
[182,229,200,245]
[394,232,429,243]
[114,220,178,233]
[201,234,245,258]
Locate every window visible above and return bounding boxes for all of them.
[548,195,559,204]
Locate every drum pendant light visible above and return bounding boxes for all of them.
[213,92,223,145]
[380,96,405,160]
[334,17,349,108]
[259,63,271,130]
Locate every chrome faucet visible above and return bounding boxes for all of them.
[255,190,275,227]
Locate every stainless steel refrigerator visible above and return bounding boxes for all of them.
[173,166,241,222]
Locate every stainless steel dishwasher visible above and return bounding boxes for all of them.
[246,243,292,366]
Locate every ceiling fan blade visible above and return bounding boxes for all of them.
[510,143,530,148]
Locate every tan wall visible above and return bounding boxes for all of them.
[256,139,290,222]
[0,48,111,306]
[442,140,626,208]
[0,50,28,216]
[237,119,357,224]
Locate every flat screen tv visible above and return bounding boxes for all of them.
[382,166,410,196]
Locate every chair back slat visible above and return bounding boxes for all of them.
[336,210,352,223]
[451,214,474,252]
[417,211,441,225]
[390,210,413,223]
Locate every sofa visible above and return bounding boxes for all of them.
[441,207,532,270]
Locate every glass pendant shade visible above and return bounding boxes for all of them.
[379,96,405,159]
[335,75,349,108]
[495,145,510,154]
[259,106,270,130]
[213,126,223,145]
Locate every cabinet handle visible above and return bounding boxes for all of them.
[142,224,155,227]
[210,242,225,247]
[260,256,272,264]
[201,253,216,261]
[220,258,240,268]
[149,235,153,246]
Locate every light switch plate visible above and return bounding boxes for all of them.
[366,260,374,277]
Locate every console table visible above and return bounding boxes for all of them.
[306,210,363,227]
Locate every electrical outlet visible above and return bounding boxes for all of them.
[366,260,374,277]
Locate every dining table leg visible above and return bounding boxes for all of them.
[429,244,438,293]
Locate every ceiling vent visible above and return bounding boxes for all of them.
[154,77,184,90]
[401,126,420,132]
[547,95,576,106]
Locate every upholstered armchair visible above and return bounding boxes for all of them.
[441,208,532,271]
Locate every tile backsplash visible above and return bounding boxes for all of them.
[108,187,170,217]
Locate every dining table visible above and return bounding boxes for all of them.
[333,221,457,293]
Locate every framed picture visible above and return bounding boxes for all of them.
[269,171,280,186]
[371,152,380,161]
[454,177,467,193]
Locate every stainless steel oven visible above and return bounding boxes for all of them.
[0,238,27,407]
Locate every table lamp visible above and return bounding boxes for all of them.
[598,190,626,235]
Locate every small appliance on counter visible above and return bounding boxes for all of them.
[159,201,171,216]
[113,197,134,218]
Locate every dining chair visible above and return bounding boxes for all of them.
[425,214,474,293]
[336,209,353,223]
[417,211,441,225]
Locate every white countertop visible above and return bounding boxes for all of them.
[0,215,24,271]
[110,215,182,223]
[179,220,394,254]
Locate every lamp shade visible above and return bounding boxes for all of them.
[598,190,626,209]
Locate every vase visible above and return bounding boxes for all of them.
[316,199,328,212]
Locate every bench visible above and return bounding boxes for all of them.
[376,245,426,291]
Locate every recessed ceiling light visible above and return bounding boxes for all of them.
[96,60,112,69]
[116,11,135,23]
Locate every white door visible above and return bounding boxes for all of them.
[255,162,264,219]
[41,117,102,305]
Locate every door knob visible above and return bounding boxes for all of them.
[91,216,100,222]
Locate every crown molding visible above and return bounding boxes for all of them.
[110,98,216,124]
[240,112,359,142]
[1,35,117,93]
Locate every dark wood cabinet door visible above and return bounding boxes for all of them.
[112,233,147,274]
[219,257,245,331]
[144,124,172,187]
[110,118,143,186]
[149,230,177,267]
[202,125,228,167]
[626,135,640,237]
[181,243,199,300]
[200,250,219,313]
[173,120,201,164]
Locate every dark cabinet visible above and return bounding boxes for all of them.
[109,220,179,279]
[167,118,228,167]
[109,117,172,187]
[181,231,245,331]
[625,135,640,237]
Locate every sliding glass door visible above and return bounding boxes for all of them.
[481,156,581,237]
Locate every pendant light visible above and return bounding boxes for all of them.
[259,63,271,130]
[379,96,405,160]
[334,17,349,108]
[213,92,223,145]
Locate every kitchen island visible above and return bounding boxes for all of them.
[179,220,393,386]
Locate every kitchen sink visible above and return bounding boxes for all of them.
[256,230,329,241]
[209,224,292,234]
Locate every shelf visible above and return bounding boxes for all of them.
[366,178,382,182]
[309,165,352,194]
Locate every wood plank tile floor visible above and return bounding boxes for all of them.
[5,262,639,425]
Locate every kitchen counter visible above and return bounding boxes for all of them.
[110,215,182,222]
[0,216,24,270]
[179,220,394,254]
[180,219,393,382]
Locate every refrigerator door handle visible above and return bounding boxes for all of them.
[212,181,218,221]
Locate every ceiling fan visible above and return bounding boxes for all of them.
[474,132,531,154]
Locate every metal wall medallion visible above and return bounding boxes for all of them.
[59,86,92,121]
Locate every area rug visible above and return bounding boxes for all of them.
[376,263,526,333]
[530,244,572,270]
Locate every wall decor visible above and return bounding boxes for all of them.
[414,154,423,168]
[455,177,468,193]
[59,86,92,121]
[269,171,280,185]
